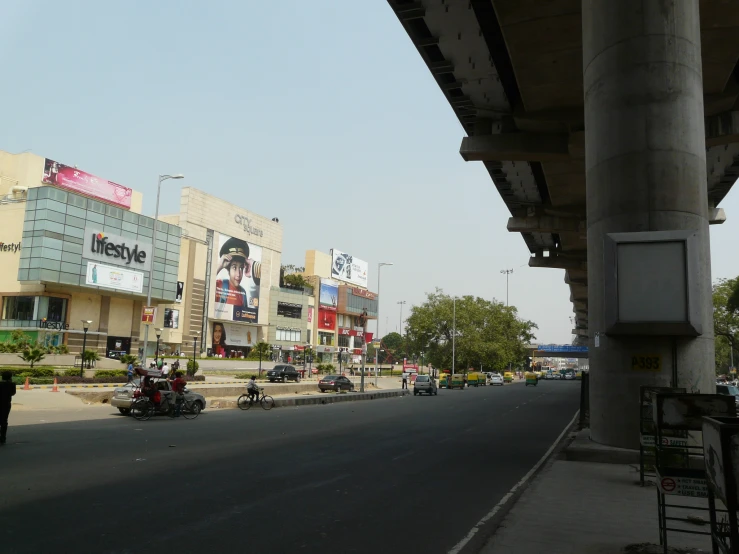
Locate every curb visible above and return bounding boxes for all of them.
[208,389,410,409]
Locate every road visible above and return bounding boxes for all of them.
[1,381,580,554]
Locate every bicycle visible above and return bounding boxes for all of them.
[130,394,201,420]
[237,388,274,411]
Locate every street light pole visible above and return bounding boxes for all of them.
[500,269,514,307]
[192,331,200,376]
[141,173,184,369]
[452,297,456,375]
[397,300,406,334]
[375,262,393,386]
[80,319,92,377]
[155,328,162,367]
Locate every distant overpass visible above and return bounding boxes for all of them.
[527,344,588,359]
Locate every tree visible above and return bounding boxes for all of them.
[404,289,537,373]
[83,349,100,369]
[119,354,139,367]
[283,273,311,289]
[18,347,45,369]
[714,278,739,373]
[247,341,271,361]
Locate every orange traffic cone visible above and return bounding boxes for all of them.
[23,376,31,390]
[51,377,59,392]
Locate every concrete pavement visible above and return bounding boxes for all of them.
[0,380,579,554]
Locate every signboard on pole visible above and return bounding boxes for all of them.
[656,470,708,498]
[141,306,156,324]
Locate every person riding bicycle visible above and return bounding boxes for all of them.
[246,375,260,403]
[170,372,187,415]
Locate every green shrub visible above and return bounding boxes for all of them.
[119,354,139,366]
[0,367,55,377]
[63,368,80,377]
[233,373,256,379]
[186,360,199,376]
[94,369,128,378]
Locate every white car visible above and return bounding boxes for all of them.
[488,373,504,386]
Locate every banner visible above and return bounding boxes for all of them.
[319,279,338,311]
[83,228,152,272]
[43,158,132,209]
[318,308,336,330]
[212,233,262,323]
[164,308,179,329]
[86,262,143,293]
[307,306,314,324]
[330,249,368,288]
[141,306,156,324]
[211,321,256,356]
[175,281,184,303]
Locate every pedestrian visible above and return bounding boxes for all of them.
[401,372,408,390]
[0,371,17,445]
[127,361,134,383]
[162,361,170,379]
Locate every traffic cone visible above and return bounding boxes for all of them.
[23,377,31,390]
[51,377,59,392]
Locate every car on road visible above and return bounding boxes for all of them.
[488,373,504,386]
[413,375,438,395]
[111,378,207,415]
[318,375,354,392]
[267,364,301,383]
[563,372,574,380]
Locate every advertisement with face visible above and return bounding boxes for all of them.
[43,158,133,209]
[213,233,262,322]
[331,249,368,288]
[211,321,255,357]
[319,279,338,311]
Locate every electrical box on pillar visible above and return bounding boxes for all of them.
[603,230,703,336]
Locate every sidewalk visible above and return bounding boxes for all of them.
[479,436,711,554]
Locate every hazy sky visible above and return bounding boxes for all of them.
[3,0,738,345]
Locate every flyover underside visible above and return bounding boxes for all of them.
[389,0,739,342]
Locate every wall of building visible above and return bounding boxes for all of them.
[0,203,26,293]
[305,250,331,278]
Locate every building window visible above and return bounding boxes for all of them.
[2,296,36,320]
[318,332,334,346]
[276,327,301,342]
[277,302,302,319]
[338,335,350,348]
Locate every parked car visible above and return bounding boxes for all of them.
[318,375,354,392]
[267,364,301,383]
[488,373,504,386]
[717,384,739,406]
[413,375,438,396]
[111,378,206,415]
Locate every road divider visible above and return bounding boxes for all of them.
[209,389,410,409]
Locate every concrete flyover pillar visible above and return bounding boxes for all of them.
[582,0,714,448]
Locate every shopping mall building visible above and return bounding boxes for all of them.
[0,149,378,364]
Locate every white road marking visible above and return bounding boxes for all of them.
[447,410,580,554]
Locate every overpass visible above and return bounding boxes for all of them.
[388,0,739,448]
[528,344,589,359]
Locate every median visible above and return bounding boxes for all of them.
[208,388,410,409]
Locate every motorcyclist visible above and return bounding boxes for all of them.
[246,375,260,403]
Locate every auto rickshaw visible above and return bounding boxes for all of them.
[467,372,482,387]
[451,374,465,389]
[503,371,514,383]
[440,373,450,388]
[525,371,538,386]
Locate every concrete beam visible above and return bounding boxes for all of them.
[461,133,572,162]
[705,110,739,147]
[564,274,588,286]
[528,256,587,271]
[507,216,585,233]
[710,207,727,224]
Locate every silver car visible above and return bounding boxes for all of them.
[413,375,438,396]
[111,378,207,415]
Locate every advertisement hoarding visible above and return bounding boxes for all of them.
[212,233,262,323]
[176,281,184,303]
[318,309,336,331]
[319,279,338,311]
[43,158,133,209]
[330,249,368,288]
[86,262,143,293]
[211,321,256,357]
[164,308,179,329]
[141,306,156,324]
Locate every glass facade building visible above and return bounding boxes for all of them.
[19,186,180,301]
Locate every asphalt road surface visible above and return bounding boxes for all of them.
[1,380,580,554]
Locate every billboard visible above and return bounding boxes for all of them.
[43,158,133,209]
[164,308,179,329]
[212,233,262,322]
[83,228,152,272]
[211,321,256,356]
[318,308,337,331]
[331,249,368,288]
[85,262,143,293]
[319,279,338,311]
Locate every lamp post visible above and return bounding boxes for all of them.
[80,320,92,377]
[452,297,456,375]
[421,351,425,374]
[155,328,162,367]
[397,300,406,334]
[375,262,393,386]
[192,331,200,375]
[500,268,514,306]
[141,173,184,369]
[305,343,312,379]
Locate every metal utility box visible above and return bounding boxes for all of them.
[603,230,702,336]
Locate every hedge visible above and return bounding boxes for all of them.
[94,370,128,378]
[0,367,56,377]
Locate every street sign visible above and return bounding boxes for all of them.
[631,354,662,372]
[141,306,156,324]
[656,471,708,498]
[640,435,688,447]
